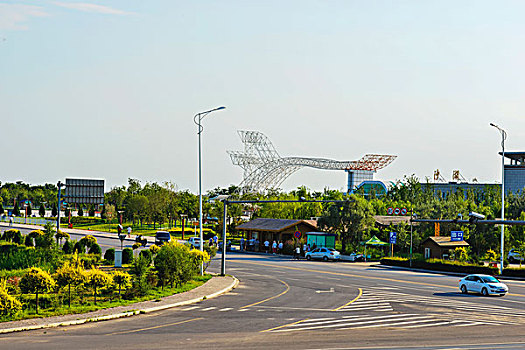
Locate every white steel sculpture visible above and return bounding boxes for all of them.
[228,130,397,193]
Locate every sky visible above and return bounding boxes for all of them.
[1,1,525,193]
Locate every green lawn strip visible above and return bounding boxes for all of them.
[1,274,212,323]
[70,223,216,238]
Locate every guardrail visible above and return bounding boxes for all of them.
[0,216,54,226]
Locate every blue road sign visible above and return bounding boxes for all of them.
[451,231,463,241]
[389,232,397,244]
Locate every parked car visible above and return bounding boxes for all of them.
[305,247,340,261]
[187,236,201,249]
[508,249,524,263]
[459,274,508,296]
[348,252,365,262]
[154,231,172,246]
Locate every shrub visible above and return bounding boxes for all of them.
[55,230,70,245]
[155,242,194,288]
[3,229,20,242]
[19,267,55,313]
[104,248,115,262]
[132,243,141,250]
[12,231,23,245]
[79,235,97,249]
[149,244,160,255]
[139,249,153,265]
[35,231,54,249]
[73,241,85,254]
[502,267,525,277]
[0,243,61,271]
[203,243,217,259]
[62,240,74,254]
[24,235,33,247]
[122,248,133,264]
[0,280,22,317]
[88,243,102,257]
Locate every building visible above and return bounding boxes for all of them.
[236,218,317,251]
[421,236,469,259]
[502,151,525,194]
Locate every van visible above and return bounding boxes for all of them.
[155,231,172,245]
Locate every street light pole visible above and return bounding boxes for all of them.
[490,123,507,275]
[410,209,414,268]
[194,106,225,275]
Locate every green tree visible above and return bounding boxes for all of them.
[129,255,152,295]
[77,205,84,217]
[26,203,32,216]
[0,203,5,215]
[19,267,55,314]
[51,204,57,217]
[54,261,85,308]
[13,202,20,216]
[86,269,111,304]
[112,271,131,299]
[514,241,525,268]
[39,204,45,217]
[318,195,375,253]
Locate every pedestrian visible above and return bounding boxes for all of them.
[278,241,283,254]
[240,237,245,251]
[272,240,277,254]
[127,226,132,238]
[213,234,218,247]
[294,246,301,260]
[264,240,270,253]
[209,237,213,246]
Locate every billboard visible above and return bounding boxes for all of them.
[64,178,104,205]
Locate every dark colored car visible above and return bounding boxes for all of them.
[155,231,172,246]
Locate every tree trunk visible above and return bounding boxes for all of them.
[68,284,71,308]
[118,284,121,300]
[94,286,97,305]
[35,290,39,314]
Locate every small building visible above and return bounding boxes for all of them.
[305,232,337,249]
[236,218,317,251]
[421,236,469,259]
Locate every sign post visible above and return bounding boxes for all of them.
[389,232,397,257]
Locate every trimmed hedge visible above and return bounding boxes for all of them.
[381,257,499,275]
[502,267,525,277]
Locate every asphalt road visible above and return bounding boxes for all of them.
[7,226,142,253]
[2,252,525,349]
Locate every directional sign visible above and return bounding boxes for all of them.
[387,207,394,215]
[389,232,397,244]
[451,231,464,242]
[294,231,302,239]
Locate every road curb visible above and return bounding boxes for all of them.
[0,275,239,334]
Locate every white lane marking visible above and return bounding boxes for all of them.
[181,306,200,311]
[219,308,233,312]
[201,307,216,311]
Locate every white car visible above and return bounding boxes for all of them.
[187,236,201,249]
[305,247,340,261]
[459,274,508,296]
[508,249,524,263]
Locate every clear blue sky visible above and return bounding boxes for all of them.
[2,1,525,192]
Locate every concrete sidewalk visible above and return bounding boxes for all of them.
[0,275,238,334]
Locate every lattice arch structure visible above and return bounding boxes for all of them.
[228,130,397,193]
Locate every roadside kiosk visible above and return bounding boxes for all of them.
[305,232,337,249]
